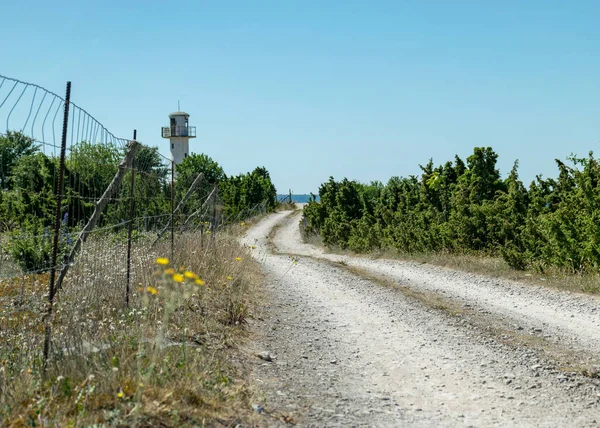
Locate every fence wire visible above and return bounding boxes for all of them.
[0,74,236,374]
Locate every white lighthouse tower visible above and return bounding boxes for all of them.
[161,111,196,165]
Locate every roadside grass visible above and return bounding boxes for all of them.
[371,249,600,295]
[300,231,322,250]
[276,202,297,212]
[300,228,600,295]
[0,230,263,426]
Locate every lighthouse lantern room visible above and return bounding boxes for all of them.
[161,111,196,165]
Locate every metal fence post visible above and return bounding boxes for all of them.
[170,160,174,259]
[43,81,71,370]
[125,129,136,307]
[211,181,218,238]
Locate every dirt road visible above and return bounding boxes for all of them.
[243,210,600,427]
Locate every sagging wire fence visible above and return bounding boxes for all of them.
[0,74,267,374]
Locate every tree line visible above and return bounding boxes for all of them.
[303,147,600,273]
[0,131,277,271]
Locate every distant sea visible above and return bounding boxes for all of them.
[277,194,319,203]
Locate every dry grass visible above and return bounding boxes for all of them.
[299,231,322,250]
[366,248,600,295]
[300,228,600,295]
[266,220,286,254]
[275,202,296,212]
[0,229,263,426]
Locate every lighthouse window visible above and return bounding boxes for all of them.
[171,143,174,149]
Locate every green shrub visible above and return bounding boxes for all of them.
[302,147,600,274]
[5,217,72,273]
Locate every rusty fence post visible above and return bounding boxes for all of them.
[170,160,174,260]
[43,81,71,370]
[126,129,137,307]
[211,181,218,239]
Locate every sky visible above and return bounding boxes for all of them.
[1,1,599,193]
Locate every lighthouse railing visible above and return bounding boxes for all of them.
[162,125,196,138]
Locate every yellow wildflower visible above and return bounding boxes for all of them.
[156,257,169,266]
[251,245,257,249]
[146,286,158,295]
[172,274,185,283]
[235,257,242,261]
[227,276,233,281]
[240,222,246,227]
[195,278,206,286]
[117,391,124,398]
[184,271,197,279]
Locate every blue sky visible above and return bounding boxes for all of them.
[2,1,599,193]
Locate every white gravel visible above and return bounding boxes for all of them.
[244,210,600,427]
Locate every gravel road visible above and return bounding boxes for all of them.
[243,210,600,427]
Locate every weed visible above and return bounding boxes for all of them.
[0,230,262,426]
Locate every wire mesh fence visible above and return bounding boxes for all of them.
[0,74,255,376]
